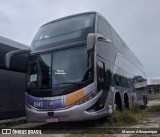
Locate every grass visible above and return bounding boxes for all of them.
[67,105,160,136]
[109,105,143,126]
[146,105,160,112]
[130,104,143,114]
[0,119,27,128]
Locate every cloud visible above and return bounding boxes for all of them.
[0,0,160,78]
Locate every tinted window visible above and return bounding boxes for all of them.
[27,46,94,88]
[52,46,93,84]
[98,61,106,90]
[27,53,52,88]
[111,28,123,52]
[31,14,95,51]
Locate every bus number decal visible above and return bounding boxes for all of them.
[34,102,43,108]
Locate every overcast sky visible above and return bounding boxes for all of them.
[0,0,160,78]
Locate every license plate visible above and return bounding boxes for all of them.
[46,117,58,122]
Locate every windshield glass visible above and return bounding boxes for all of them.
[52,46,93,85]
[31,14,95,51]
[27,46,93,88]
[27,53,52,88]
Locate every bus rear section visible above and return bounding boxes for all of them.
[0,36,29,119]
[0,69,26,119]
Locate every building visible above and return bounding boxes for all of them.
[147,79,160,99]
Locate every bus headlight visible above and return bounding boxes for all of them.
[76,91,97,105]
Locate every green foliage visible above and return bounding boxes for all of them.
[0,119,27,128]
[146,105,160,112]
[130,105,142,114]
[109,110,138,126]
[109,105,143,126]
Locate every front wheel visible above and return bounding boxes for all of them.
[143,94,148,108]
[114,97,122,111]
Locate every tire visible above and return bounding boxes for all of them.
[143,94,148,108]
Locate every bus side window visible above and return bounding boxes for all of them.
[98,61,106,90]
[114,75,120,86]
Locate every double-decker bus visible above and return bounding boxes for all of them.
[0,36,29,119]
[25,12,147,122]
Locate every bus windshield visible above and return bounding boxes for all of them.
[27,46,93,88]
[31,14,95,51]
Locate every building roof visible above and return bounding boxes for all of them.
[134,81,147,89]
[147,79,160,86]
[135,79,160,89]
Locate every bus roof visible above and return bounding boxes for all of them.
[41,11,100,28]
[0,36,29,50]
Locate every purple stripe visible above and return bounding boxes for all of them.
[26,94,64,110]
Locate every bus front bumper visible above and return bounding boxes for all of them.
[26,91,103,122]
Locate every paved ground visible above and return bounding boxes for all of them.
[114,99,160,137]
[147,99,160,106]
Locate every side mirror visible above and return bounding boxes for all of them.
[87,33,111,53]
[87,33,104,53]
[5,50,30,72]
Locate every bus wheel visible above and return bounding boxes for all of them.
[143,94,148,108]
[114,92,122,111]
[124,93,129,110]
[131,96,135,108]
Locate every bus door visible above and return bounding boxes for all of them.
[96,57,109,109]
